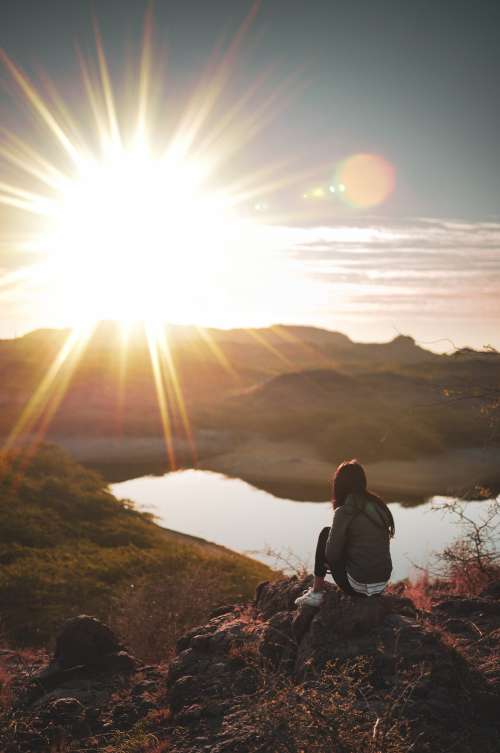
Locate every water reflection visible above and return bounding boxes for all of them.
[97,460,426,504]
[111,469,495,582]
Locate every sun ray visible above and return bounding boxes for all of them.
[113,323,130,435]
[93,18,122,148]
[136,4,154,140]
[164,1,262,168]
[156,325,197,462]
[3,324,94,453]
[0,264,49,295]
[269,324,337,367]
[76,47,112,149]
[0,180,55,216]
[0,129,69,192]
[0,50,81,163]
[30,326,95,445]
[196,326,240,381]
[245,328,293,368]
[145,323,176,468]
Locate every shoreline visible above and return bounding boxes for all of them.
[22,433,500,503]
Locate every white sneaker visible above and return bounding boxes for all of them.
[294,587,325,609]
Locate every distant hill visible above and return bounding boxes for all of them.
[0,323,499,493]
[0,322,446,427]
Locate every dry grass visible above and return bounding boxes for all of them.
[110,561,239,663]
[98,722,163,753]
[0,663,13,710]
[215,657,429,753]
[397,572,433,611]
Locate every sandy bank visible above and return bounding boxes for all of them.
[19,433,500,502]
[198,438,500,502]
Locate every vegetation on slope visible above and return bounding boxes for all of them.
[0,444,272,648]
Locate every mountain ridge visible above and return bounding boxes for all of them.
[1,322,499,500]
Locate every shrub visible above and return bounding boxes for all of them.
[430,497,500,595]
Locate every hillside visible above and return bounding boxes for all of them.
[0,444,272,646]
[0,323,442,415]
[1,323,499,499]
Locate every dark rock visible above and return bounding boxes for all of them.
[204,699,232,717]
[292,604,317,643]
[168,648,210,685]
[100,650,136,674]
[472,691,500,723]
[132,679,157,695]
[37,696,91,739]
[293,590,438,681]
[443,618,479,636]
[176,626,207,653]
[177,703,204,721]
[433,597,500,617]
[138,698,155,713]
[233,666,258,695]
[211,661,228,674]
[209,604,236,618]
[54,615,121,669]
[169,674,199,713]
[210,631,232,649]
[190,634,212,652]
[112,701,138,729]
[480,580,500,600]
[380,593,418,618]
[84,706,101,725]
[34,663,92,694]
[30,618,137,708]
[255,575,313,619]
[40,697,86,725]
[260,610,296,671]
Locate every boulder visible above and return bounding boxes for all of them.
[39,696,86,726]
[26,616,137,710]
[255,575,313,618]
[53,615,122,668]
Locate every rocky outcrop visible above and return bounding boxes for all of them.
[1,579,499,753]
[0,615,167,753]
[165,576,500,753]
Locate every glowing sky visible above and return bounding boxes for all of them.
[1,1,500,350]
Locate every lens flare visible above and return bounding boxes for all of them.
[335,153,395,208]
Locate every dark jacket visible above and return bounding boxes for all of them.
[325,492,393,583]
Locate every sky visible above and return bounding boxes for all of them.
[1,0,500,349]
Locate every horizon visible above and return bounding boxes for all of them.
[1,317,494,357]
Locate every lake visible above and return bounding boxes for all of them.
[111,469,496,582]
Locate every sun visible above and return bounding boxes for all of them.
[0,4,294,333]
[43,146,241,326]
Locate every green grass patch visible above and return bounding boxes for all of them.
[0,444,272,648]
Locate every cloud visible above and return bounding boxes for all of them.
[278,217,500,321]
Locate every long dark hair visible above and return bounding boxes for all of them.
[332,459,395,537]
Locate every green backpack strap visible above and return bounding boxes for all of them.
[347,494,389,533]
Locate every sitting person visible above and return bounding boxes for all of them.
[295,459,395,608]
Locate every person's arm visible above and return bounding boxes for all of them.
[325,507,353,563]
